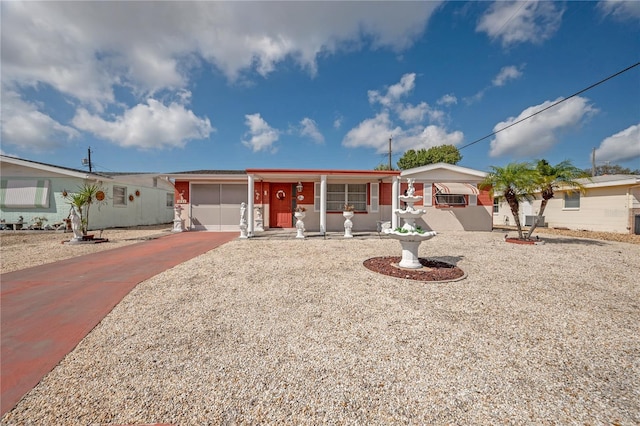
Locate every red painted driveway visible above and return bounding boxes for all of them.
[0,231,237,416]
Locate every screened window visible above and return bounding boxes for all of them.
[166,193,174,208]
[564,192,580,209]
[326,183,367,212]
[435,194,466,206]
[493,198,499,214]
[113,186,127,206]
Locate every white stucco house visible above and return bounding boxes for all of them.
[160,163,493,234]
[0,155,174,230]
[401,163,492,232]
[493,174,640,234]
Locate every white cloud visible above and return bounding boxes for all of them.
[437,94,457,106]
[242,113,280,152]
[594,124,640,163]
[342,112,462,154]
[489,96,597,157]
[342,112,402,152]
[1,2,441,152]
[2,2,440,102]
[465,64,524,105]
[299,118,324,144]
[72,99,213,149]
[368,73,417,107]
[418,125,464,147]
[397,102,429,125]
[366,74,447,125]
[477,1,564,47]
[1,90,79,151]
[394,125,464,153]
[492,65,523,86]
[333,115,344,130]
[397,102,444,125]
[598,0,640,21]
[344,74,463,156]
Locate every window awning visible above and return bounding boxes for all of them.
[434,182,479,195]
[0,179,50,208]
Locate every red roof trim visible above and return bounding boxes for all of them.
[245,169,401,176]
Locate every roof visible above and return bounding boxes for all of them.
[168,170,247,175]
[572,174,640,189]
[246,168,401,182]
[401,162,487,181]
[160,170,248,182]
[1,154,111,180]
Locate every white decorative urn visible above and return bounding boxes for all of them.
[294,211,306,239]
[343,210,354,238]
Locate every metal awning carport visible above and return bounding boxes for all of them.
[434,182,479,195]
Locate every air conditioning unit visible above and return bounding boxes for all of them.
[525,215,545,226]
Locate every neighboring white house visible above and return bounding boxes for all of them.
[0,155,174,230]
[493,174,640,234]
[401,163,493,232]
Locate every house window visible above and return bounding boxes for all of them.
[326,183,367,212]
[113,186,127,206]
[166,193,174,208]
[493,198,499,214]
[564,191,580,209]
[435,194,466,206]
[433,182,478,207]
[0,179,50,208]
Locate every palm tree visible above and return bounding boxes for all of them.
[481,162,537,239]
[64,183,106,235]
[528,159,589,238]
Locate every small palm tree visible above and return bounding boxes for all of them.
[481,162,537,239]
[528,159,589,238]
[63,183,106,235]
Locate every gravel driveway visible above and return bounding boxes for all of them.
[2,230,639,425]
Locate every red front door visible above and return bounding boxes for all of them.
[270,183,293,228]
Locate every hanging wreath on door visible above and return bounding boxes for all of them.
[276,190,286,200]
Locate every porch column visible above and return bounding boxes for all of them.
[247,174,255,237]
[320,175,327,235]
[391,175,399,229]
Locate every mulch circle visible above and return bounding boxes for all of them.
[505,237,545,245]
[363,256,466,282]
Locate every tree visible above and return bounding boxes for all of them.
[373,163,396,171]
[397,144,462,170]
[63,183,107,235]
[584,164,640,176]
[528,159,588,238]
[481,162,537,240]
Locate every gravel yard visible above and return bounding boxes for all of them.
[1,228,639,425]
[0,225,172,274]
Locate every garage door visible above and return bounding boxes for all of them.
[191,184,247,231]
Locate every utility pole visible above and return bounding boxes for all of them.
[82,147,93,172]
[388,136,392,170]
[591,147,596,177]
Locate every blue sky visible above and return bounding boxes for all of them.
[1,1,639,174]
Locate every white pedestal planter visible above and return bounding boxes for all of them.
[254,206,264,232]
[295,211,306,239]
[343,211,354,238]
[172,205,185,232]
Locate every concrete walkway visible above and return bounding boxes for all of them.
[1,231,237,416]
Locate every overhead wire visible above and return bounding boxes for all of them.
[458,62,640,151]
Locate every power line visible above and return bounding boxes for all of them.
[458,61,640,151]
